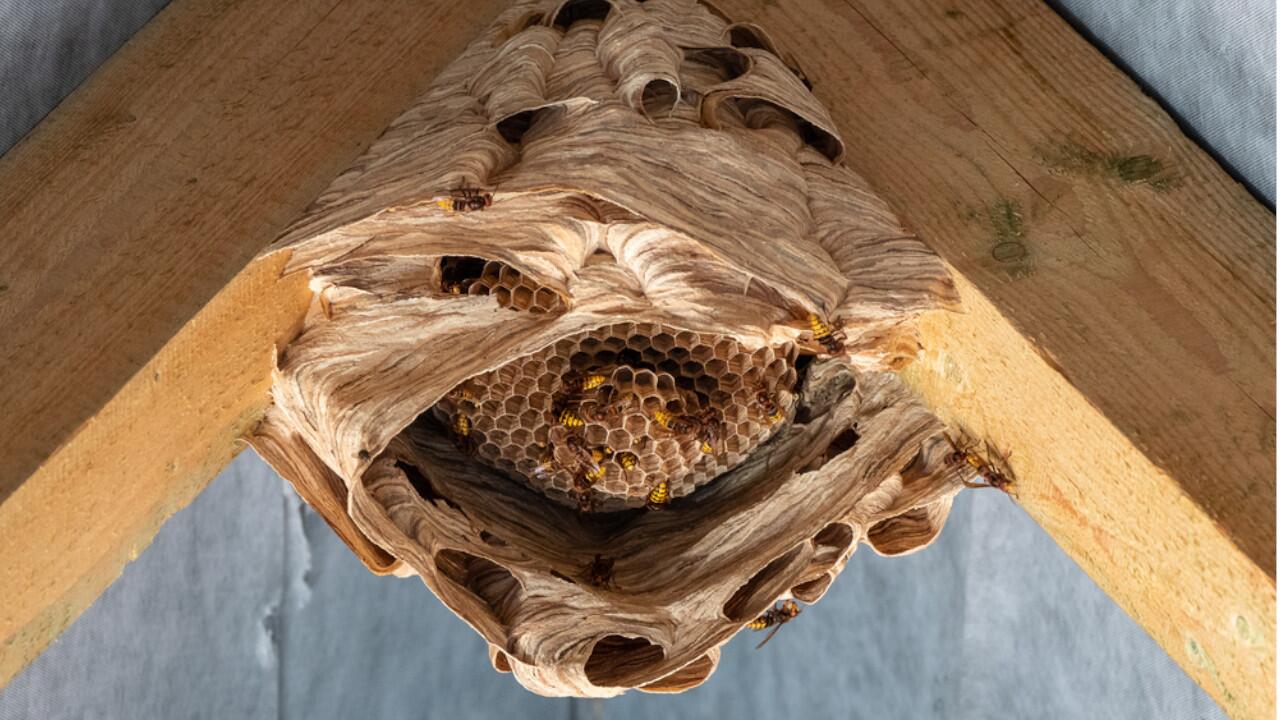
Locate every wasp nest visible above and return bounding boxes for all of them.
[251,0,969,697]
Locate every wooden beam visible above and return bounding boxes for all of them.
[0,0,507,687]
[0,0,1272,716]
[709,0,1274,716]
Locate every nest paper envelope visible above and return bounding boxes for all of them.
[250,0,969,697]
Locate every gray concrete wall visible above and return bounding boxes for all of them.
[1,1,1270,717]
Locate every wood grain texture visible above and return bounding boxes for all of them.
[0,0,508,688]
[705,0,1275,716]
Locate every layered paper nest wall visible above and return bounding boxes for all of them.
[250,0,971,697]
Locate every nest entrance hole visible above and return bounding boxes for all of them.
[434,549,522,627]
[722,543,805,622]
[584,635,667,687]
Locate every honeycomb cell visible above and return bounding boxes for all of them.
[694,375,718,395]
[585,425,609,445]
[511,285,534,309]
[624,413,648,436]
[606,428,632,449]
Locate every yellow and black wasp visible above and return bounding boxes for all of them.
[807,313,846,355]
[646,479,669,510]
[748,599,801,648]
[946,432,1018,499]
[436,187,493,213]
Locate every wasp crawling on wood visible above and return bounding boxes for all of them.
[807,313,846,355]
[436,187,493,213]
[748,599,801,649]
[946,432,1018,499]
[646,479,669,510]
[585,554,616,589]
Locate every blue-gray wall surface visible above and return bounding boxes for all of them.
[0,1,1272,718]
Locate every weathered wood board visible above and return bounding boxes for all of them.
[0,0,508,688]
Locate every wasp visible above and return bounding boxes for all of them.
[585,386,636,422]
[532,445,560,483]
[446,383,477,402]
[585,554,616,589]
[693,407,723,454]
[748,599,801,649]
[591,445,614,469]
[450,412,474,453]
[553,403,586,428]
[807,313,846,355]
[564,436,605,482]
[646,479,670,510]
[575,488,594,513]
[436,188,493,213]
[614,451,638,481]
[752,386,785,424]
[946,432,1018,498]
[561,370,607,396]
[652,409,698,435]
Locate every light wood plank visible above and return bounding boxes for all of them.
[0,0,507,687]
[709,0,1275,716]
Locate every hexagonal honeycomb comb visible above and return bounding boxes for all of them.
[442,256,566,313]
[434,323,797,511]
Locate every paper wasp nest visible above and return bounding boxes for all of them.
[251,0,968,697]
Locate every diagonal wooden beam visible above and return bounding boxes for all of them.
[0,0,1272,716]
[709,0,1274,716]
[0,0,509,687]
